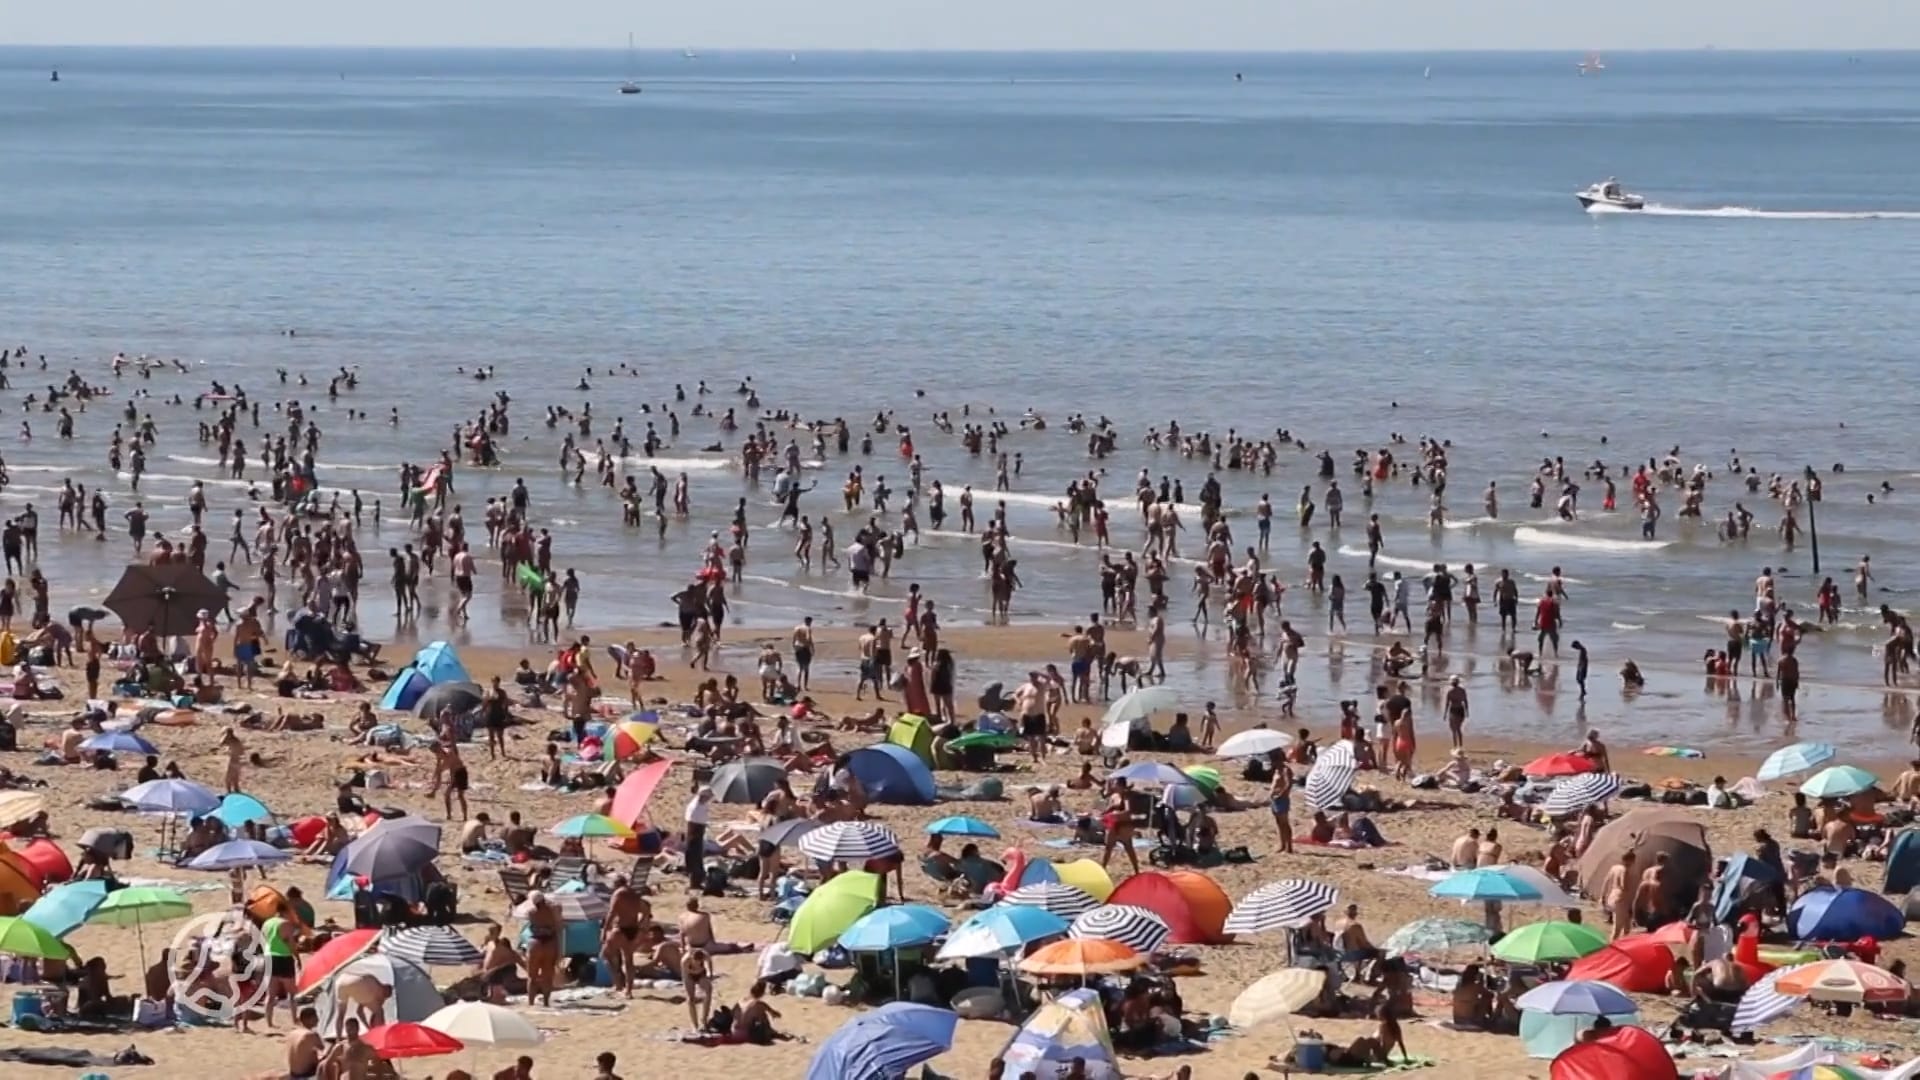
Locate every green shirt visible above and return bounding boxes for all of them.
[261,916,294,958]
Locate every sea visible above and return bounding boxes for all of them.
[4,47,1920,754]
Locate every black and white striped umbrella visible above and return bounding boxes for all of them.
[1003,882,1099,918]
[1224,879,1340,935]
[512,889,609,923]
[1069,905,1171,954]
[1303,742,1357,812]
[381,925,483,968]
[1542,773,1624,817]
[798,821,902,864]
[1733,966,1803,1033]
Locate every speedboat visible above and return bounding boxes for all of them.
[1576,179,1644,211]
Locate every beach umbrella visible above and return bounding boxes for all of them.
[1757,743,1837,782]
[937,904,1070,960]
[1228,968,1327,1030]
[599,715,659,762]
[122,778,221,814]
[1799,766,1878,799]
[1107,761,1193,787]
[549,813,635,840]
[1004,882,1099,919]
[381,926,483,968]
[1522,752,1598,778]
[947,731,1020,752]
[80,731,158,756]
[89,886,192,966]
[296,928,382,994]
[1542,774,1624,817]
[423,1001,542,1047]
[1181,765,1223,793]
[1431,868,1543,904]
[798,821,901,864]
[1215,728,1294,759]
[925,815,1000,838]
[1774,959,1910,1004]
[1099,686,1179,733]
[1019,938,1143,978]
[709,757,788,804]
[838,905,951,952]
[1156,782,1207,810]
[513,889,608,923]
[1733,967,1803,1033]
[1303,741,1357,811]
[189,839,291,871]
[22,881,108,939]
[1770,1067,1875,1080]
[0,791,46,828]
[1381,917,1491,960]
[759,817,823,848]
[1492,921,1608,964]
[1516,980,1636,1016]
[1068,905,1171,954]
[805,1002,958,1080]
[211,793,275,830]
[0,916,71,960]
[413,681,484,720]
[608,758,672,826]
[340,828,438,880]
[103,562,226,637]
[363,1021,464,1060]
[1225,879,1340,935]
[789,871,883,954]
[364,814,443,848]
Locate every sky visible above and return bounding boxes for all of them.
[6,0,1918,51]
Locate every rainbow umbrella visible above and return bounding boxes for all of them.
[1181,765,1222,794]
[550,814,635,840]
[600,714,659,761]
[1771,1067,1874,1080]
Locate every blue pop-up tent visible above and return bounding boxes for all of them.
[1885,830,1920,895]
[377,640,471,712]
[847,743,937,805]
[1788,886,1904,941]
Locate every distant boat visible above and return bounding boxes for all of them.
[682,48,699,60]
[49,70,58,83]
[789,53,797,63]
[1577,53,1605,76]
[1423,66,1431,80]
[620,33,642,94]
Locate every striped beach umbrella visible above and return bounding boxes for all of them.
[798,821,902,864]
[513,889,609,923]
[1733,966,1802,1033]
[1757,742,1836,782]
[1542,773,1624,817]
[1224,879,1339,935]
[1302,741,1357,812]
[382,925,484,968]
[1068,905,1171,954]
[1003,882,1098,919]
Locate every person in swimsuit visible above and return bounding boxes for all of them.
[523,892,561,1007]
[1100,779,1142,875]
[479,924,522,1004]
[600,874,650,998]
[681,947,714,1029]
[1268,753,1294,853]
[441,728,469,821]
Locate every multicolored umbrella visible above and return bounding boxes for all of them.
[1019,938,1143,977]
[549,813,635,840]
[1381,917,1491,959]
[1491,921,1608,964]
[598,714,659,762]
[1770,1066,1874,1080]
[1774,959,1910,1004]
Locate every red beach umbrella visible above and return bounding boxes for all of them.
[362,1021,464,1059]
[1523,752,1598,778]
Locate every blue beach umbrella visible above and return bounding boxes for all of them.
[1799,765,1878,799]
[122,778,221,815]
[81,731,158,756]
[211,793,275,830]
[838,904,951,952]
[805,1002,958,1080]
[1757,743,1837,782]
[1430,868,1544,903]
[22,881,109,938]
[936,904,1070,960]
[925,815,1000,838]
[189,839,291,871]
[1515,979,1636,1017]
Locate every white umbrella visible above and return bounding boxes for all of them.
[1302,741,1357,811]
[1224,879,1339,935]
[1002,882,1098,918]
[1099,686,1179,750]
[513,890,608,923]
[1542,773,1623,817]
[798,821,901,864]
[1215,728,1294,759]
[423,1001,543,1047]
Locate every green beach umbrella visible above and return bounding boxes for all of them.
[88,886,193,966]
[0,916,73,960]
[1381,917,1492,959]
[1181,766,1222,794]
[788,871,882,955]
[1490,920,1608,964]
[947,732,1019,752]
[1799,765,1878,800]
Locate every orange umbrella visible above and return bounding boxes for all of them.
[1775,959,1910,1003]
[294,927,381,995]
[610,759,673,827]
[1019,938,1144,977]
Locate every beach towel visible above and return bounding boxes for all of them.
[1326,1055,1436,1075]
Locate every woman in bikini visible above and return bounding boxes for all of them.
[522,893,562,1008]
[1100,779,1141,875]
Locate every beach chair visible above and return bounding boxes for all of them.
[549,855,595,889]
[497,867,532,905]
[626,857,654,894]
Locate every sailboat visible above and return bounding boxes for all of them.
[620,33,642,94]
[1577,52,1605,76]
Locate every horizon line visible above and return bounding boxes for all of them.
[5,43,1918,54]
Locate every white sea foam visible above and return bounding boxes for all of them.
[1589,202,1920,221]
[1334,545,1441,572]
[1513,527,1671,553]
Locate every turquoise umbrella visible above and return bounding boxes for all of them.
[1800,766,1878,799]
[1431,868,1543,903]
[925,816,999,838]
[839,905,950,951]
[22,881,109,938]
[1758,743,1836,782]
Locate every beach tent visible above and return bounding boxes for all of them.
[410,641,470,686]
[314,954,444,1037]
[1885,830,1920,894]
[1012,858,1063,889]
[1549,1025,1676,1080]
[0,847,42,914]
[847,744,937,805]
[1788,887,1905,941]
[1521,1008,1640,1059]
[16,839,70,887]
[1713,853,1783,924]
[887,714,936,769]
[1055,859,1116,903]
[379,669,433,712]
[999,987,1121,1079]
[1567,936,1674,993]
[1576,808,1712,916]
[1105,870,1230,944]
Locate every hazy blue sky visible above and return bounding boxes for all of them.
[6,0,1916,50]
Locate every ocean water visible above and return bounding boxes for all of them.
[4,48,1920,751]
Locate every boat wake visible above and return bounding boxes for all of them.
[1589,203,1920,221]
